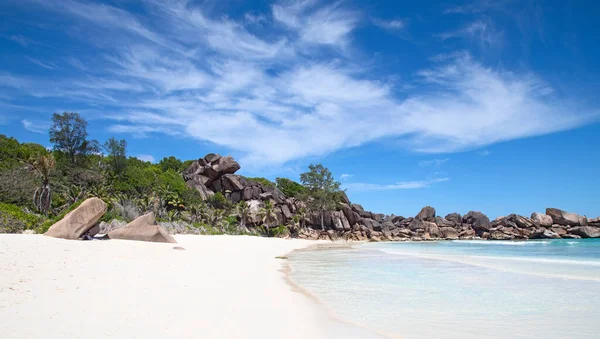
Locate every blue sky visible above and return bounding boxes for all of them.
[1,0,599,218]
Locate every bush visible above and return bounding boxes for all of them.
[276,177,306,197]
[0,202,45,233]
[258,225,289,238]
[207,192,232,210]
[245,177,276,189]
[0,166,38,207]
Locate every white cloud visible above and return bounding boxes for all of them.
[273,0,358,46]
[26,57,57,70]
[438,20,503,49]
[419,158,449,167]
[340,173,353,181]
[137,154,156,163]
[3,0,597,168]
[21,119,48,134]
[245,13,267,25]
[373,18,405,31]
[344,178,449,191]
[477,150,491,156]
[10,35,30,47]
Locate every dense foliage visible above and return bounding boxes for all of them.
[245,177,276,188]
[275,177,306,197]
[300,164,341,230]
[0,112,345,237]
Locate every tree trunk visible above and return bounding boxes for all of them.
[320,212,324,230]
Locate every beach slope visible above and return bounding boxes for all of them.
[0,234,381,339]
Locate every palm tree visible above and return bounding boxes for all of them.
[189,202,208,223]
[235,201,251,232]
[296,207,308,230]
[63,184,85,206]
[258,200,278,235]
[28,154,55,214]
[287,215,300,235]
[207,208,226,232]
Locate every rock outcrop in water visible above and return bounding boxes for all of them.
[182,153,600,242]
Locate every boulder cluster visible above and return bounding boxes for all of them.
[183,153,303,227]
[183,153,599,242]
[44,197,176,243]
[295,204,600,241]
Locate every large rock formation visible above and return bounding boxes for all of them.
[463,211,491,235]
[531,212,553,227]
[181,153,599,242]
[546,208,586,226]
[45,198,107,240]
[569,226,600,238]
[108,212,176,243]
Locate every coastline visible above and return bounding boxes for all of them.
[283,242,395,339]
[0,234,382,339]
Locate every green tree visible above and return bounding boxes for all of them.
[49,112,99,165]
[275,177,306,197]
[296,206,307,229]
[257,200,277,233]
[104,137,127,175]
[236,201,251,231]
[159,156,183,173]
[27,154,55,214]
[300,164,341,230]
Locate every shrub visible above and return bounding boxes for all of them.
[276,177,306,197]
[0,202,44,233]
[257,225,289,238]
[207,192,232,210]
[245,177,276,189]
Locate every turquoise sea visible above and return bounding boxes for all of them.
[288,239,600,338]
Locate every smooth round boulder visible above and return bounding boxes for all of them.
[531,212,553,227]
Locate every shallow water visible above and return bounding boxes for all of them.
[288,239,600,338]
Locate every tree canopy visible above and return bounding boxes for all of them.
[300,164,341,230]
[49,112,99,165]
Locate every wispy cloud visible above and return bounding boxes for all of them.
[10,35,31,47]
[419,158,449,167]
[373,18,405,31]
[137,154,156,163]
[272,0,358,46]
[477,150,491,156]
[21,119,49,134]
[340,173,353,181]
[443,0,508,15]
[245,12,267,25]
[438,19,503,49]
[26,57,57,70]
[344,178,449,191]
[2,0,597,168]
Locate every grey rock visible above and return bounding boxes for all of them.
[546,208,584,226]
[531,212,553,227]
[569,226,600,238]
[445,213,462,224]
[463,211,491,233]
[416,206,436,221]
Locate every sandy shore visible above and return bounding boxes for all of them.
[0,234,384,339]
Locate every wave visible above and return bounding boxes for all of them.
[452,240,551,246]
[375,248,600,281]
[378,248,600,267]
[471,255,600,267]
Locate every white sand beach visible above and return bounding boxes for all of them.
[0,235,383,339]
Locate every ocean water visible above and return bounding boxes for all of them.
[288,240,600,338]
